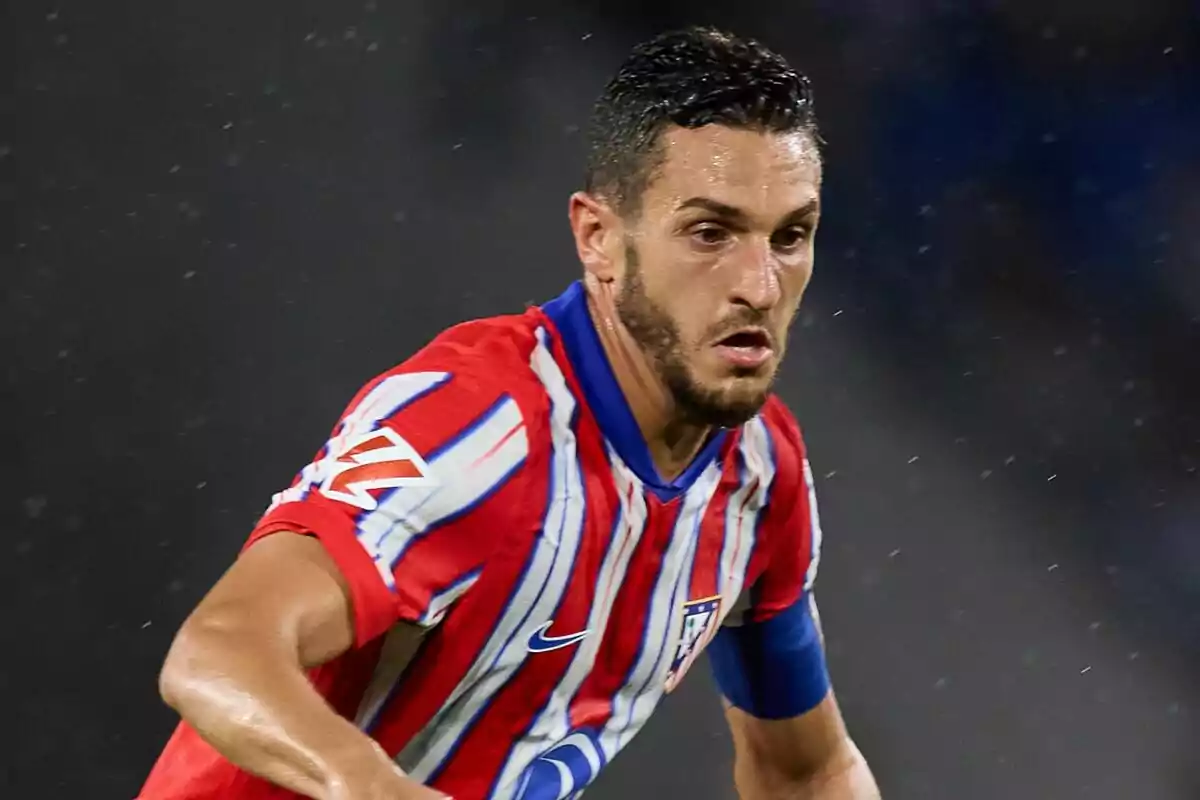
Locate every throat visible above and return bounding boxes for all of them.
[584,290,713,483]
[653,419,714,483]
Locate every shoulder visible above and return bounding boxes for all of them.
[404,311,543,387]
[343,311,563,490]
[359,309,552,419]
[754,395,809,494]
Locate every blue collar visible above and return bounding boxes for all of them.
[542,281,728,501]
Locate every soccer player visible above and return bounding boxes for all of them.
[141,26,881,800]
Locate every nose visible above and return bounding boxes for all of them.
[728,239,782,312]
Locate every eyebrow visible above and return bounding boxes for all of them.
[675,196,820,225]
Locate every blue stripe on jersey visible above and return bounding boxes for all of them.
[349,376,488,530]
[754,423,780,595]
[707,596,831,720]
[717,444,750,594]
[367,395,521,566]
[421,565,484,624]
[385,456,526,571]
[422,449,560,785]
[542,281,728,501]
[425,394,515,462]
[366,393,511,522]
[485,498,628,798]
[425,371,586,786]
[302,373,452,504]
[741,423,779,624]
[372,372,452,428]
[360,565,485,735]
[600,502,678,735]
[616,506,702,737]
[758,419,779,522]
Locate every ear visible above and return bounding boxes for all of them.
[568,191,620,284]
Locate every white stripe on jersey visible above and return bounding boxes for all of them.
[489,446,650,799]
[268,372,451,511]
[599,460,723,758]
[801,457,823,591]
[353,568,484,732]
[356,397,528,590]
[400,328,586,783]
[421,569,484,628]
[717,417,777,616]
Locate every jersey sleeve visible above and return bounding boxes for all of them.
[707,410,829,719]
[245,359,533,647]
[741,453,824,623]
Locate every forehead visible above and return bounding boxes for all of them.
[645,125,822,214]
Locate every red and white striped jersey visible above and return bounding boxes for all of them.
[140,280,825,800]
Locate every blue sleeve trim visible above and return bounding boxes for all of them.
[707,596,830,719]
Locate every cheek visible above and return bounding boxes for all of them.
[783,256,814,299]
[652,293,708,351]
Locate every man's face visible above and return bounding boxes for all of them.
[614,125,822,427]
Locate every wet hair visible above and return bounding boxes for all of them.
[584,26,820,217]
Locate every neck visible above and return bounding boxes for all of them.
[584,283,711,482]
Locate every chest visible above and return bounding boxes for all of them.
[466,443,774,705]
[364,417,786,794]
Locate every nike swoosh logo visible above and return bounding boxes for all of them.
[526,620,591,653]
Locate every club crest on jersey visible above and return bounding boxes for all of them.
[319,426,436,511]
[664,594,723,693]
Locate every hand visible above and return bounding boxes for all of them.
[324,741,453,800]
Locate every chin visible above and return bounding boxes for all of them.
[720,371,776,399]
[701,399,768,429]
[678,379,773,428]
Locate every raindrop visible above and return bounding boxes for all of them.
[24,495,48,519]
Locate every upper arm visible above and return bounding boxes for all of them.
[708,412,842,773]
[246,358,533,648]
[181,531,361,668]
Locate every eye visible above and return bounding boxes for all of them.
[690,223,731,248]
[771,226,810,252]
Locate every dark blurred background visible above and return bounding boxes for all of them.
[5,1,1198,798]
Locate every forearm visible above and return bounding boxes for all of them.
[735,739,880,800]
[159,619,395,800]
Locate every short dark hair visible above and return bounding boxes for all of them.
[584,26,819,217]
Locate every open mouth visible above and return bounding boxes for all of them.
[713,328,774,369]
[716,329,773,350]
